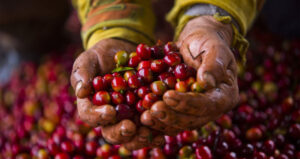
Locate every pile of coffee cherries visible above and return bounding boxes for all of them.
[0,27,300,159]
[91,42,201,122]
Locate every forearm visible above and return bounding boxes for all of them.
[72,0,155,49]
[167,0,265,64]
[167,0,265,35]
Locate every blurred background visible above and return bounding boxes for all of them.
[0,1,300,158]
[0,0,300,86]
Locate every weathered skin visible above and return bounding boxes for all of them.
[70,15,239,150]
[141,16,239,135]
[71,39,152,150]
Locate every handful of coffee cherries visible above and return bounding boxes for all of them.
[91,42,204,123]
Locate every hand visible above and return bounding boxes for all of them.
[70,39,164,150]
[141,16,239,135]
[71,39,138,145]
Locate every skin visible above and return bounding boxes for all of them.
[71,15,239,149]
[70,39,163,150]
[141,16,239,135]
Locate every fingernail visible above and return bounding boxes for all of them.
[144,119,154,126]
[203,73,216,88]
[121,129,134,137]
[153,111,166,119]
[165,98,178,107]
[75,81,83,97]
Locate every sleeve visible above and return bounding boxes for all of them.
[72,0,155,49]
[166,0,265,65]
[167,0,265,35]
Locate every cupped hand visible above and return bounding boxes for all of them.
[71,39,138,145]
[141,16,239,135]
[70,39,164,150]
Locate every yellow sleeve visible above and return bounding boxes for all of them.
[167,0,265,35]
[167,0,265,65]
[72,0,155,49]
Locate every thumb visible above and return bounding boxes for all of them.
[71,51,99,98]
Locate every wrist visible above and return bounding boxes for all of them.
[179,16,233,46]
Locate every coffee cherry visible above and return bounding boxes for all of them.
[137,61,151,70]
[164,76,176,89]
[118,146,131,158]
[164,53,181,67]
[181,131,196,143]
[150,148,165,159]
[158,72,173,81]
[136,100,146,113]
[109,155,122,159]
[167,66,175,74]
[187,66,197,78]
[174,64,188,80]
[73,155,84,159]
[288,123,300,139]
[47,139,60,155]
[93,91,111,105]
[138,68,153,83]
[103,74,114,88]
[216,141,229,156]
[151,46,164,58]
[61,141,74,153]
[126,91,137,105]
[85,141,98,156]
[151,59,167,73]
[115,104,134,120]
[114,50,129,66]
[175,81,188,92]
[179,146,193,158]
[246,127,263,141]
[142,93,158,109]
[136,44,151,60]
[223,152,237,159]
[163,144,178,156]
[262,140,275,155]
[128,55,142,67]
[254,151,267,159]
[111,92,125,105]
[128,75,142,89]
[112,73,121,77]
[191,82,204,93]
[136,86,150,99]
[150,81,167,96]
[240,143,254,157]
[292,109,300,122]
[129,52,137,58]
[111,77,127,92]
[123,70,136,81]
[185,77,196,87]
[93,76,105,91]
[55,153,70,159]
[96,144,112,158]
[164,42,177,55]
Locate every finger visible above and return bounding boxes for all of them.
[163,90,213,116]
[164,77,238,116]
[179,33,234,89]
[150,101,209,130]
[71,51,99,98]
[122,127,152,150]
[77,98,116,126]
[150,135,165,148]
[102,119,136,145]
[140,110,182,136]
[196,43,234,88]
[123,127,164,150]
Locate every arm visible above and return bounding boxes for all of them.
[141,0,265,135]
[70,0,163,150]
